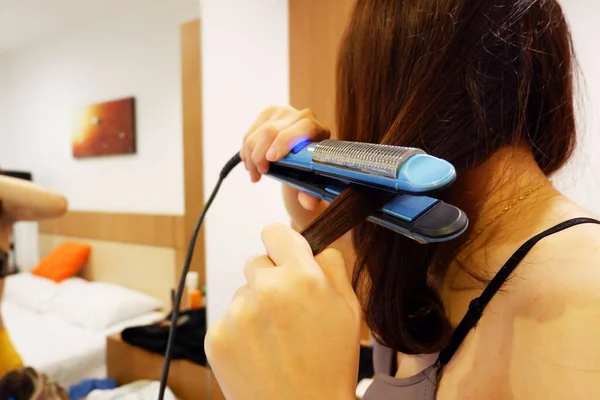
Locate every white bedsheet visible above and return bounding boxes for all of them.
[1,301,164,387]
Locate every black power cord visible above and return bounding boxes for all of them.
[158,153,242,400]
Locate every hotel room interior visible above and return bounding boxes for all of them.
[0,0,598,399]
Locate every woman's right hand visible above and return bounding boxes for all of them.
[241,105,331,227]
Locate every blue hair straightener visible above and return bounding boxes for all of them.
[267,140,468,244]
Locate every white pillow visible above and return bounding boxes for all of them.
[1,273,58,313]
[47,280,163,330]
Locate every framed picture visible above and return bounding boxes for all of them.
[72,97,136,158]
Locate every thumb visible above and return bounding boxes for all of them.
[314,248,357,306]
[298,191,320,211]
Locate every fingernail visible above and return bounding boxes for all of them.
[266,147,277,161]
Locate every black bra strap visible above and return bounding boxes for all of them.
[437,217,600,366]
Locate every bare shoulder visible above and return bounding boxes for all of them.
[505,211,600,397]
[511,206,600,311]
[441,201,600,398]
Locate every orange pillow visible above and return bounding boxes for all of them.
[31,242,91,282]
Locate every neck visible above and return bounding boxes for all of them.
[433,145,557,287]
[455,146,549,226]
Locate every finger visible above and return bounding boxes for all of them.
[298,191,321,211]
[243,142,262,183]
[241,142,249,170]
[246,119,292,181]
[265,116,330,162]
[249,124,279,174]
[231,284,248,302]
[204,319,225,362]
[242,105,278,141]
[242,106,279,174]
[244,255,275,285]
[241,120,260,164]
[314,248,357,305]
[261,223,315,268]
[228,284,258,322]
[226,285,262,329]
[240,138,246,161]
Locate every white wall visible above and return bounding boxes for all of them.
[201,0,290,325]
[553,1,600,210]
[0,57,6,150]
[0,0,198,269]
[0,0,198,215]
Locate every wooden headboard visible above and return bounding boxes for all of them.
[38,211,184,307]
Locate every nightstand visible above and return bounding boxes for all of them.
[106,333,224,400]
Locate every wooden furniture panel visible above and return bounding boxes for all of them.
[38,211,184,249]
[107,333,210,400]
[180,19,205,282]
[289,0,354,131]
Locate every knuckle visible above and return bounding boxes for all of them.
[278,121,311,143]
[204,321,228,359]
[259,123,278,137]
[294,117,330,140]
[254,277,282,305]
[250,148,263,164]
[243,255,267,280]
[245,134,258,151]
[282,104,299,114]
[229,297,256,324]
[298,117,317,130]
[243,257,255,279]
[298,108,315,119]
[294,270,322,294]
[231,285,246,301]
[263,104,280,116]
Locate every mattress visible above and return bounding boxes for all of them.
[1,301,164,387]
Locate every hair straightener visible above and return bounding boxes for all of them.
[268,140,468,243]
[158,139,469,400]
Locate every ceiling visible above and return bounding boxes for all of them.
[0,0,144,54]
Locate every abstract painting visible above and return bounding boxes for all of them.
[72,97,136,158]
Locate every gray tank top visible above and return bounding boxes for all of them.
[363,218,599,400]
[363,342,439,400]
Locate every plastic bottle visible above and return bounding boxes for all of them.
[186,272,202,309]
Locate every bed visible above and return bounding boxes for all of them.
[1,212,180,389]
[1,273,165,387]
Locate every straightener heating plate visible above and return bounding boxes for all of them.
[311,140,424,178]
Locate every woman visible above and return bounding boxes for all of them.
[206,1,600,399]
[0,174,67,376]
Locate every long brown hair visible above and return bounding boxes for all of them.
[302,0,577,354]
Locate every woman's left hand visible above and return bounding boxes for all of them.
[205,223,361,400]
